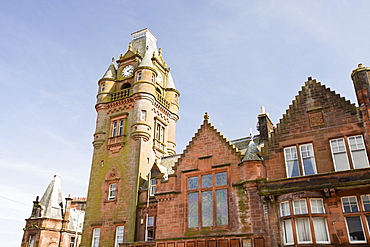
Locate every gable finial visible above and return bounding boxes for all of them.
[204,112,210,120]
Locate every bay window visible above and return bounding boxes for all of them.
[280,198,329,245]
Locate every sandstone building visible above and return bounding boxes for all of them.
[22,29,370,247]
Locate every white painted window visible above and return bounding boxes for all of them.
[92,228,100,247]
[108,183,117,200]
[115,226,124,247]
[284,143,317,178]
[150,179,156,196]
[280,201,290,217]
[310,199,325,214]
[348,135,369,169]
[330,135,369,171]
[342,196,359,213]
[293,199,308,215]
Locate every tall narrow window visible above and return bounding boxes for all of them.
[146,216,155,241]
[137,72,142,81]
[300,144,317,175]
[28,235,35,247]
[92,228,100,247]
[115,226,124,247]
[284,146,299,177]
[155,122,165,143]
[149,179,156,196]
[108,183,117,200]
[101,83,105,92]
[141,110,147,121]
[348,135,369,169]
[330,138,350,171]
[361,195,370,211]
[151,74,155,83]
[70,237,75,247]
[187,172,228,228]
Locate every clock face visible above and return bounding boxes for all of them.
[122,65,134,78]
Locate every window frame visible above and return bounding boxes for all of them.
[279,198,330,245]
[149,179,156,196]
[115,225,124,247]
[108,183,117,200]
[91,228,100,247]
[284,143,317,178]
[330,135,369,171]
[145,216,155,241]
[187,171,228,229]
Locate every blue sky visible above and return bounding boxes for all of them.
[1,1,370,246]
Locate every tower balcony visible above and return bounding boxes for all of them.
[156,92,170,109]
[110,88,132,102]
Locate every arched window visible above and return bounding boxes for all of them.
[122,83,131,90]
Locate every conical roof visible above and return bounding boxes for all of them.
[166,72,176,89]
[101,58,117,79]
[138,50,154,68]
[39,175,64,219]
[241,137,261,161]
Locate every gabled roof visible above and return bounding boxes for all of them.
[175,113,241,169]
[118,42,138,62]
[39,175,64,219]
[270,77,358,143]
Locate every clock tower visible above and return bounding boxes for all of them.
[80,29,180,247]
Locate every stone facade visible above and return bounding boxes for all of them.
[22,28,370,247]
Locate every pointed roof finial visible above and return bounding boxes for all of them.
[204,112,210,120]
[111,56,115,63]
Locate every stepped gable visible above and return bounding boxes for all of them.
[270,77,359,143]
[174,113,241,171]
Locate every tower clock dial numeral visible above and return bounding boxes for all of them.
[122,65,134,78]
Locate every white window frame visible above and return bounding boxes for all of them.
[330,138,350,171]
[282,219,294,245]
[115,226,124,247]
[361,194,370,211]
[293,199,308,215]
[341,196,359,213]
[91,228,100,247]
[149,179,156,196]
[344,216,367,243]
[284,146,300,178]
[284,144,317,178]
[312,217,330,244]
[108,183,117,200]
[295,217,312,244]
[310,199,325,214]
[299,144,317,175]
[280,201,291,217]
[348,135,369,169]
